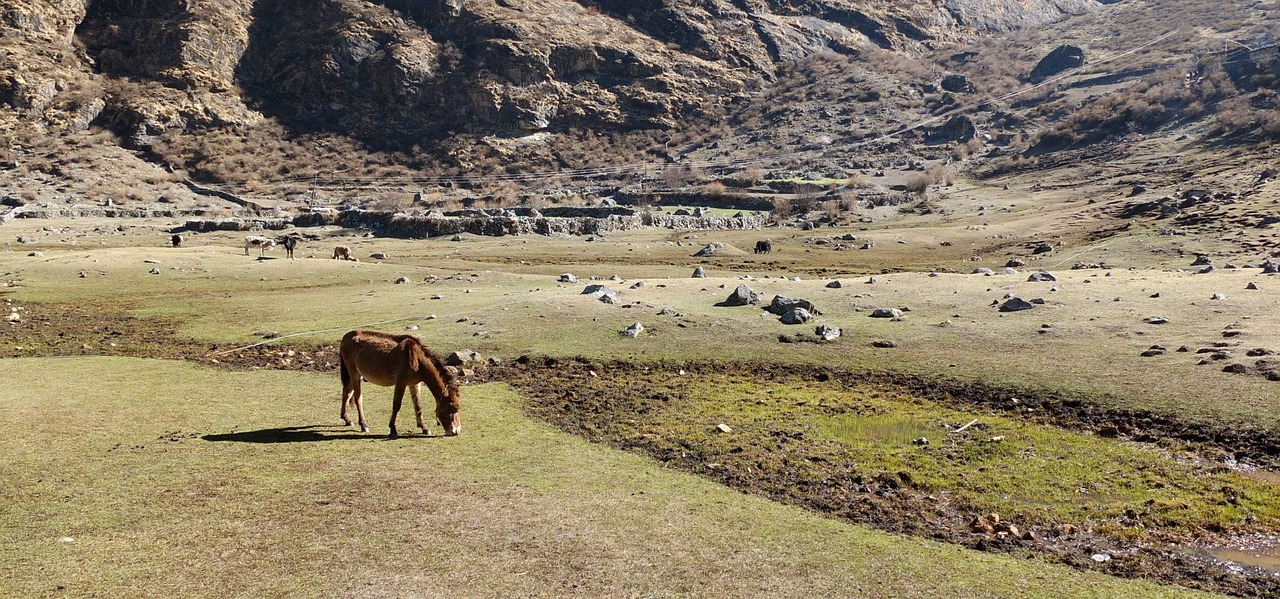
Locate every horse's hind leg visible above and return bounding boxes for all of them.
[342,378,369,433]
[410,383,428,435]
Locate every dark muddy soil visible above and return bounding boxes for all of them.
[4,299,1278,596]
[490,357,1280,599]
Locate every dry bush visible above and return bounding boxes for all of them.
[701,181,727,197]
[903,173,933,198]
[770,196,793,220]
[844,173,864,188]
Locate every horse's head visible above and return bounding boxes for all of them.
[436,381,461,436]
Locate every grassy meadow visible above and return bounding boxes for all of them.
[0,201,1277,597]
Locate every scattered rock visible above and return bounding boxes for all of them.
[1223,363,1247,374]
[582,284,615,296]
[998,297,1035,312]
[1211,293,1227,300]
[1143,316,1168,325]
[1197,265,1216,274]
[1191,254,1212,266]
[445,350,481,366]
[780,307,813,325]
[870,308,904,319]
[148,268,161,275]
[973,267,994,275]
[692,266,707,278]
[599,292,621,304]
[721,284,759,306]
[872,339,897,348]
[630,281,647,289]
[1027,271,1056,282]
[767,295,820,316]
[657,306,682,316]
[826,280,842,289]
[1092,553,1112,563]
[559,273,578,283]
[815,324,842,341]
[370,252,388,260]
[715,423,732,434]
[620,322,645,338]
[1032,243,1053,254]
[1247,282,1260,290]
[393,276,410,284]
[692,243,724,257]
[1006,259,1026,268]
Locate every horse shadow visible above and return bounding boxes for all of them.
[202,425,441,443]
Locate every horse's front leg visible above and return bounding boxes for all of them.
[410,383,428,435]
[389,382,406,438]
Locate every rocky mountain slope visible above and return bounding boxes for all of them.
[5,0,1093,152]
[0,0,1276,231]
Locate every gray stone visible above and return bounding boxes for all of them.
[599,292,621,304]
[657,306,682,316]
[620,322,644,338]
[1033,243,1053,254]
[826,280,842,289]
[692,243,724,257]
[393,276,410,284]
[692,266,707,278]
[445,350,481,366]
[582,284,615,295]
[1247,281,1260,290]
[559,273,579,283]
[1144,316,1169,324]
[815,324,842,341]
[721,284,759,306]
[1027,271,1056,282]
[767,295,820,316]
[870,308,903,319]
[972,267,994,275]
[1006,259,1026,268]
[630,281,647,289]
[1191,254,1212,266]
[998,297,1035,312]
[780,307,813,325]
[370,252,389,260]
[1197,265,1216,274]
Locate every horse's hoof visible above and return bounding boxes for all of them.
[360,426,370,433]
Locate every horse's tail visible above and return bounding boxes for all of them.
[339,352,350,388]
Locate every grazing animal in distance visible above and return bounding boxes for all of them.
[244,235,276,256]
[754,239,773,254]
[339,329,461,437]
[279,235,299,259]
[332,245,352,260]
[170,234,183,248]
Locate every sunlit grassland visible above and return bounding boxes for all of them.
[0,357,1216,598]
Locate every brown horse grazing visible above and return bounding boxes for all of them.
[339,329,461,437]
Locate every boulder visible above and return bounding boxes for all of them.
[721,284,759,306]
[559,273,578,283]
[445,350,481,366]
[767,295,820,316]
[620,322,644,338]
[1029,45,1085,83]
[1144,316,1169,325]
[940,74,973,93]
[826,280,842,289]
[692,266,707,278]
[972,267,994,275]
[780,307,813,325]
[1191,254,1212,266]
[998,297,1036,312]
[692,243,724,257]
[870,308,903,319]
[1032,243,1053,254]
[815,324,842,341]
[1006,259,1026,268]
[581,284,615,295]
[599,292,621,304]
[1027,271,1056,282]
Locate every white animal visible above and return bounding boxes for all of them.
[244,235,277,256]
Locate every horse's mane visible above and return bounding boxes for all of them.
[405,336,459,390]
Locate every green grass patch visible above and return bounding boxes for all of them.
[0,357,1216,598]
[540,370,1280,545]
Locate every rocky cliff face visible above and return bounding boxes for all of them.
[0,0,1101,179]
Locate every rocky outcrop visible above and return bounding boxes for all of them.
[1,0,1104,149]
